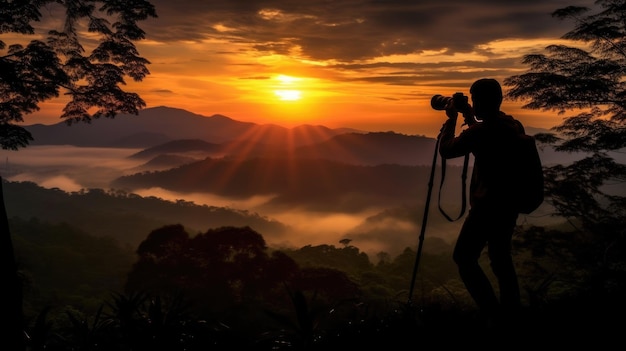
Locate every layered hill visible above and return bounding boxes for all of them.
[3,180,288,247]
[23,106,360,148]
[127,131,445,168]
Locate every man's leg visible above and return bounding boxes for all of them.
[487,212,520,315]
[453,210,499,316]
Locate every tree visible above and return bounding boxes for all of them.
[504,0,626,303]
[125,226,301,323]
[0,1,156,349]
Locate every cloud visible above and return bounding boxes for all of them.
[18,0,583,133]
[144,0,574,62]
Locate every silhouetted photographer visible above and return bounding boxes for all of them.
[436,78,539,328]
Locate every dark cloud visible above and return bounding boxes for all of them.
[240,76,272,80]
[143,0,575,61]
[328,56,524,87]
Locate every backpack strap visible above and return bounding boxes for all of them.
[438,152,470,221]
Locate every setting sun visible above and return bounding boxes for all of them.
[274,89,301,101]
[273,75,302,101]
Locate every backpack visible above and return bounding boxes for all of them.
[437,130,545,220]
[511,133,544,214]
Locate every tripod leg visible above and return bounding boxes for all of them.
[407,134,441,305]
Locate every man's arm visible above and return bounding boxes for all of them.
[439,117,472,159]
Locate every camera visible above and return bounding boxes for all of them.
[430,92,469,112]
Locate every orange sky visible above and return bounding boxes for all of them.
[17,0,582,138]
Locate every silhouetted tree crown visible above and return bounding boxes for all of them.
[0,0,157,150]
[1,2,156,349]
[504,1,626,221]
[504,0,626,300]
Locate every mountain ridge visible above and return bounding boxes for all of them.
[127,131,450,167]
[23,106,363,148]
[17,106,590,175]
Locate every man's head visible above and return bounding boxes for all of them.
[470,78,502,119]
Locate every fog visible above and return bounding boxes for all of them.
[130,186,389,249]
[1,145,576,258]
[116,186,437,257]
[0,145,453,257]
[0,146,145,190]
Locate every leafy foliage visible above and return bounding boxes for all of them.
[17,220,625,349]
[126,226,296,316]
[1,2,156,349]
[0,0,157,150]
[504,0,626,305]
[10,217,135,316]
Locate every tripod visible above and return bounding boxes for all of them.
[406,129,469,306]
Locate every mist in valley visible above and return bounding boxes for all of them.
[0,145,475,258]
[1,146,145,190]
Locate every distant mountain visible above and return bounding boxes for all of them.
[128,139,223,159]
[524,126,551,136]
[23,106,361,148]
[111,156,468,213]
[110,128,590,212]
[129,137,292,161]
[293,131,442,166]
[127,131,466,168]
[132,154,199,172]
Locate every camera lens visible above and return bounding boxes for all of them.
[431,95,452,110]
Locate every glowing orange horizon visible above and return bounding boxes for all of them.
[19,36,570,138]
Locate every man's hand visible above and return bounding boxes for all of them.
[445,101,458,119]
